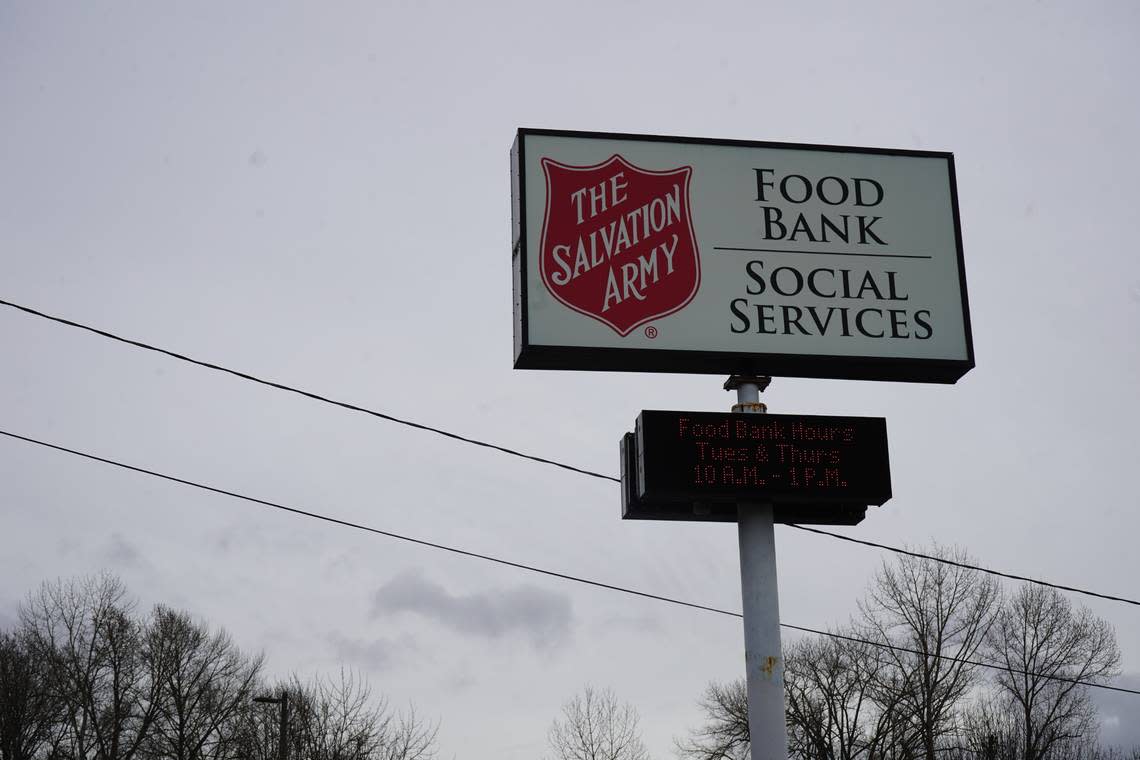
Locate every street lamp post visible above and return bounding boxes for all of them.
[252,692,289,760]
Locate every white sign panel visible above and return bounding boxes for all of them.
[511,129,974,383]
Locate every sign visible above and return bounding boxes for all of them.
[620,410,891,524]
[512,129,973,383]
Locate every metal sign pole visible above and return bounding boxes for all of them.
[726,375,788,760]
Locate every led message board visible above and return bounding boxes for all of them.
[620,411,891,524]
[511,129,973,383]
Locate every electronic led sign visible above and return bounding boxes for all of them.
[621,410,891,523]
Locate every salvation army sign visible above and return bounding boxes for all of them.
[511,129,974,383]
[540,155,700,336]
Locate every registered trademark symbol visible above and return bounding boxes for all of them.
[644,325,658,339]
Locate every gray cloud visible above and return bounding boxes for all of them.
[328,632,400,672]
[102,533,145,568]
[598,611,663,635]
[212,533,232,557]
[371,571,572,650]
[440,669,478,694]
[1094,673,1140,750]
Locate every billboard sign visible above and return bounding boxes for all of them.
[512,129,973,383]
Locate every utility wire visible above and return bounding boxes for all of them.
[0,428,722,619]
[776,622,1140,696]
[2,297,1137,610]
[1,426,1138,698]
[0,298,618,485]
[784,524,1140,608]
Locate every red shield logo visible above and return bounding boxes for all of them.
[539,155,701,336]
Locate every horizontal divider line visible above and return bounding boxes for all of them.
[714,246,933,260]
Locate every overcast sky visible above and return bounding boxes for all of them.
[2,2,1138,757]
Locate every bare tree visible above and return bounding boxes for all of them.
[291,670,384,760]
[675,680,749,760]
[951,695,1140,760]
[859,545,1001,760]
[374,706,438,760]
[0,629,59,760]
[8,575,440,760]
[231,697,276,760]
[677,548,1125,760]
[20,574,165,760]
[548,687,649,760]
[255,670,437,760]
[984,584,1120,760]
[675,637,915,760]
[952,695,1023,760]
[141,606,264,760]
[784,631,910,760]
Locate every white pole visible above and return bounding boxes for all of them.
[730,377,787,760]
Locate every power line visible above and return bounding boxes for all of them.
[0,298,617,485]
[777,622,1137,696]
[784,524,1140,608]
[0,428,724,619]
[1,426,1137,698]
[2,296,1137,610]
